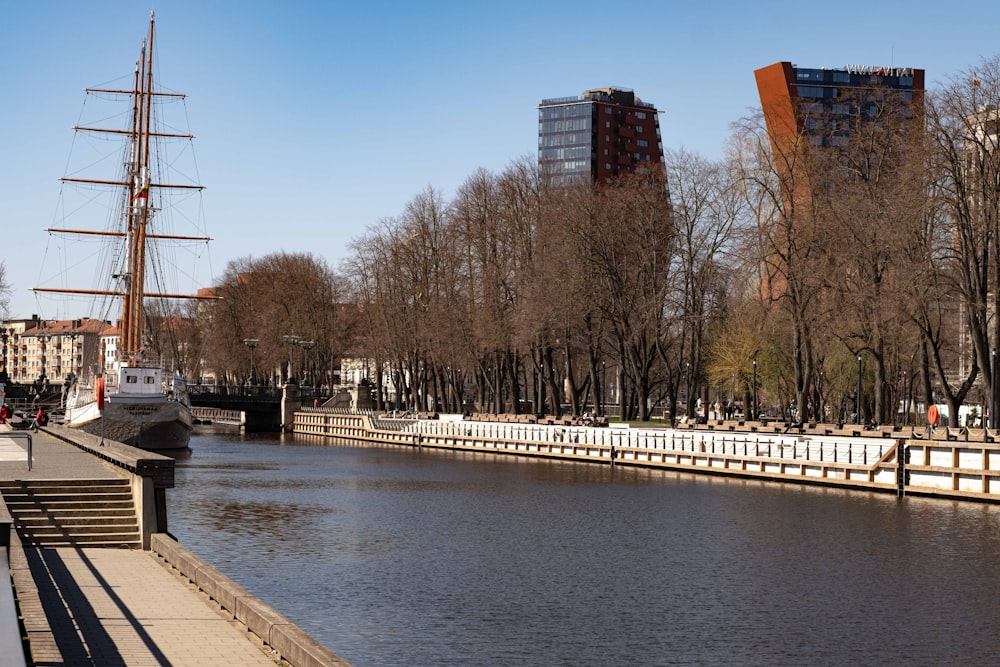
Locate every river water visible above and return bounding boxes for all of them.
[167,430,1000,666]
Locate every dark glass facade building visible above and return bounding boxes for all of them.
[755,62,925,150]
[538,87,663,186]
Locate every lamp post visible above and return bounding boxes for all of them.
[299,340,315,386]
[900,370,907,426]
[751,357,757,421]
[685,361,692,420]
[992,349,997,430]
[856,354,863,425]
[601,359,606,418]
[282,335,300,383]
[0,329,8,384]
[243,338,259,385]
[38,334,49,385]
[67,333,78,377]
[10,329,19,384]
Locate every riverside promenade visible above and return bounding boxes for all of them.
[294,410,1000,503]
[0,427,349,666]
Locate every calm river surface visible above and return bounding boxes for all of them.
[168,430,1000,666]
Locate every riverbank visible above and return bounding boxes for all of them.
[292,410,1000,503]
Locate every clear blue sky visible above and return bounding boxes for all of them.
[3,0,1000,319]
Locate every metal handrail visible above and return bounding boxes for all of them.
[0,495,27,667]
[0,432,32,471]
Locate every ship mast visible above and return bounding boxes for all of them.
[122,12,156,361]
[33,11,216,349]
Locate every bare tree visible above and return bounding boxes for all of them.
[925,58,1000,426]
[202,252,344,387]
[0,263,10,321]
[731,111,832,421]
[664,148,741,420]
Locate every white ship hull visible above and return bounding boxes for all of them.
[66,368,192,450]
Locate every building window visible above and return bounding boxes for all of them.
[604,148,609,155]
[832,72,851,83]
[797,86,825,98]
[606,121,611,128]
[604,163,612,170]
[637,139,649,147]
[606,106,613,114]
[636,125,644,133]
[636,111,647,120]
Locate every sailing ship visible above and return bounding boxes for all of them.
[34,13,212,450]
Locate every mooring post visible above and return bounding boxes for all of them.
[897,443,908,499]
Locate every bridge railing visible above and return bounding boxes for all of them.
[189,384,284,399]
[189,383,331,404]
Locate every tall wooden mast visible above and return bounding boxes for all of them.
[33,12,215,346]
[123,12,156,360]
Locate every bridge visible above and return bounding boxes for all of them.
[188,384,329,432]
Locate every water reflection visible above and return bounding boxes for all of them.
[169,431,1000,666]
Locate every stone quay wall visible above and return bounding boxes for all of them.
[151,534,351,667]
[293,411,1000,503]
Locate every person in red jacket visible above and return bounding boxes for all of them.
[31,407,46,432]
[0,404,9,424]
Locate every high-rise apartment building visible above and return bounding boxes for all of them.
[755,61,925,150]
[538,87,664,186]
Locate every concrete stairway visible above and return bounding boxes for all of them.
[0,478,140,548]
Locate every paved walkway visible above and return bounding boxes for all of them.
[1,429,279,666]
[21,547,275,666]
[0,427,117,479]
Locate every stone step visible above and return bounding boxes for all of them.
[2,492,133,503]
[10,507,135,521]
[23,523,138,537]
[3,499,135,511]
[15,515,138,527]
[18,535,140,548]
[1,487,132,497]
[0,478,129,490]
[0,478,140,548]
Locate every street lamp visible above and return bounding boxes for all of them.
[751,357,757,422]
[298,340,315,385]
[0,329,9,384]
[992,349,997,430]
[66,333,79,379]
[900,370,907,426]
[856,354,863,425]
[243,338,259,384]
[282,335,300,383]
[38,334,49,385]
[685,361,692,420]
[601,359,606,418]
